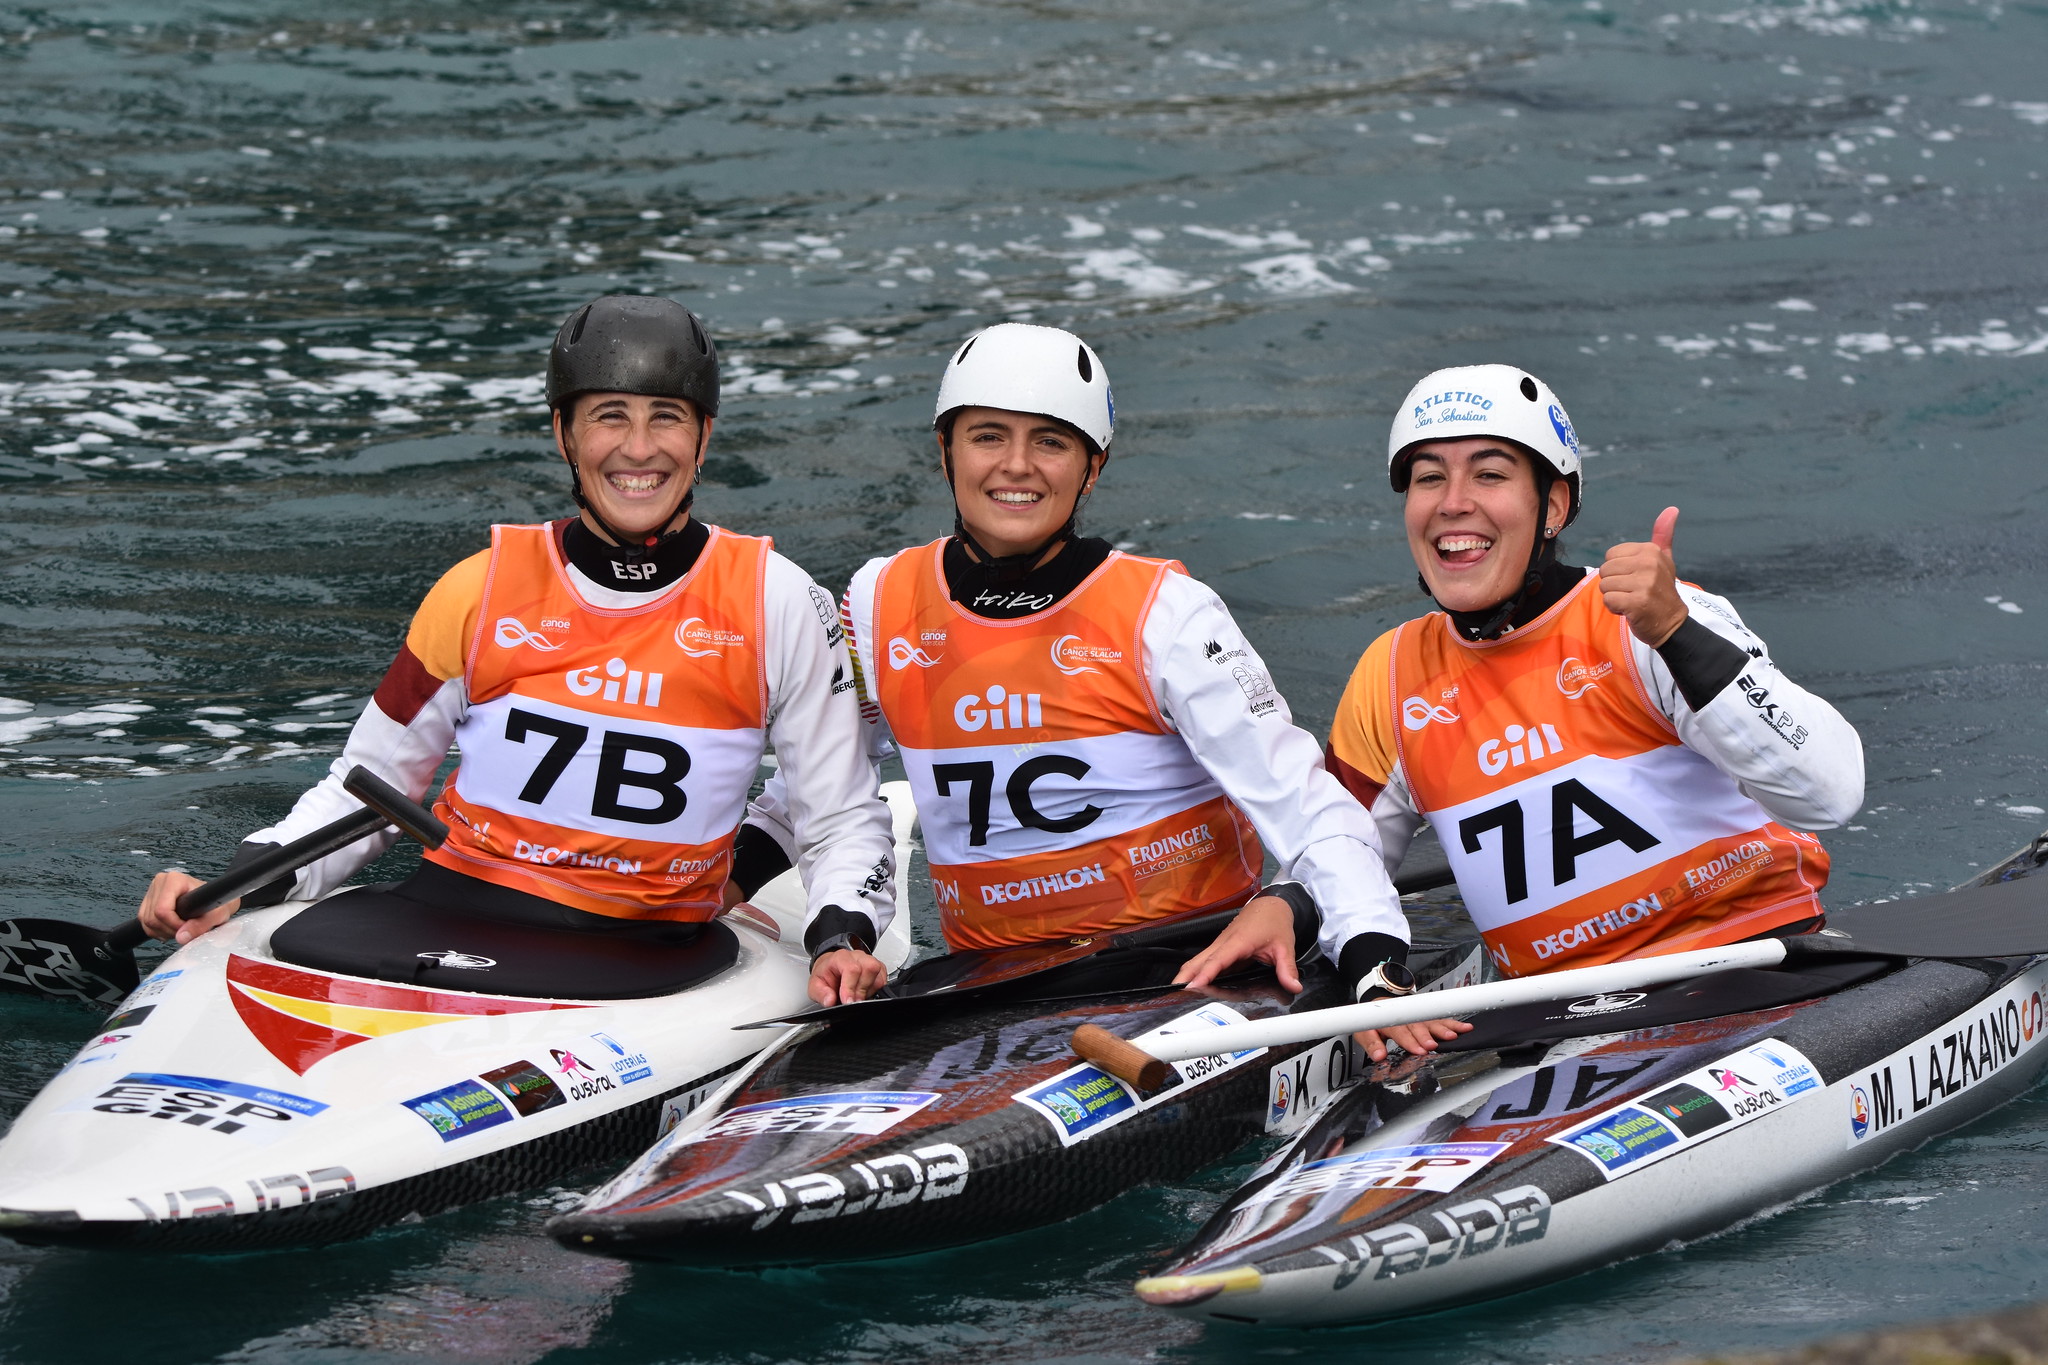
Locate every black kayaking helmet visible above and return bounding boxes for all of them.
[547,294,719,416]
[548,294,719,555]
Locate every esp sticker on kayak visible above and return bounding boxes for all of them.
[70,1072,327,1141]
[1550,1038,1819,1180]
[682,1092,943,1144]
[1016,1003,1264,1148]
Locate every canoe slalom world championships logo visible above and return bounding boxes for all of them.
[1051,635,1122,676]
[675,618,745,658]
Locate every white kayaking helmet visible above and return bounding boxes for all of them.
[1387,364,1583,528]
[933,322,1115,451]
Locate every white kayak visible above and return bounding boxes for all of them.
[1135,831,2048,1327]
[0,783,917,1252]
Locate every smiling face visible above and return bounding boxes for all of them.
[554,392,711,543]
[941,405,1106,560]
[1402,437,1572,612]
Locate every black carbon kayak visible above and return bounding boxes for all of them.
[1133,830,2048,1327]
[547,951,1345,1264]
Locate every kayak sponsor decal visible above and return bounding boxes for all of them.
[589,1030,653,1085]
[655,1073,738,1139]
[547,1045,620,1102]
[1551,1038,1819,1180]
[480,1059,567,1117]
[102,1003,156,1033]
[1247,1143,1510,1210]
[126,1166,357,1223]
[1266,1036,1372,1135]
[1566,992,1648,1017]
[114,968,182,1015]
[1016,1003,1266,1148]
[1844,965,2048,1150]
[404,1079,514,1141]
[1310,1184,1552,1288]
[682,1092,942,1144]
[224,955,585,1075]
[71,1073,328,1140]
[720,1142,971,1230]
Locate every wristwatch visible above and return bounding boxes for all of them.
[1354,959,1418,1003]
[808,933,871,963]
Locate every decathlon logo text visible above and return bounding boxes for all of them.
[514,840,643,875]
[982,863,1107,904]
[954,685,1043,732]
[495,617,564,652]
[1477,723,1564,775]
[888,637,942,670]
[1403,696,1460,731]
[566,657,664,707]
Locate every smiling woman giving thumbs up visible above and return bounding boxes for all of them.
[1323,366,1866,1004]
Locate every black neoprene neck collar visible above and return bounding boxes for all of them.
[561,516,708,593]
[1439,555,1588,641]
[943,535,1113,619]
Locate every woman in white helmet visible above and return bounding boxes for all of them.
[739,323,1438,1035]
[1325,365,1866,988]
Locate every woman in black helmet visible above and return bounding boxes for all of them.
[137,295,896,963]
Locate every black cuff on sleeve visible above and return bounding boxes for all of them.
[1337,932,1411,999]
[730,823,795,903]
[1655,616,1752,713]
[1260,881,1322,961]
[224,840,295,908]
[803,904,878,961]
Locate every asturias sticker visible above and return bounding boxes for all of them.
[405,1079,513,1141]
[1549,1037,1819,1180]
[684,1092,942,1143]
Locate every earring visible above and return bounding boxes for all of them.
[1544,526,1558,538]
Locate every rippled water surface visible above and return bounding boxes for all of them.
[1,1,2045,1360]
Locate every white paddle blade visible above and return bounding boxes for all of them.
[1132,939,1791,1065]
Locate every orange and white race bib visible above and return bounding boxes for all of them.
[872,540,1260,949]
[423,523,769,920]
[1390,576,1825,975]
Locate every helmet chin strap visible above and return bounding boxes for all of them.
[563,430,705,558]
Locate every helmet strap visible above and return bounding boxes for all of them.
[941,441,1101,585]
[561,425,705,559]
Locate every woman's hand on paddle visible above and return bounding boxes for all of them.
[1600,505,1689,647]
[1353,1017,1473,1064]
[809,947,886,1006]
[1174,895,1302,994]
[137,870,239,944]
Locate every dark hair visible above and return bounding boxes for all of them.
[936,407,1103,462]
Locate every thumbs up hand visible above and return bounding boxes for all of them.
[1599,506,1689,646]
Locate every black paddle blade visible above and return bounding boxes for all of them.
[0,917,138,1006]
[1812,869,2048,961]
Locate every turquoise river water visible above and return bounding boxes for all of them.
[0,1,2045,1361]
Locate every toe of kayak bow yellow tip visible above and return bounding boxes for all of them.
[1134,1266,1262,1306]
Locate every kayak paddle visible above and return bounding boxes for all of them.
[0,765,448,1008]
[1073,868,2048,1089]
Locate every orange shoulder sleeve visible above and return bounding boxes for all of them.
[1325,628,1400,807]
[405,549,491,683]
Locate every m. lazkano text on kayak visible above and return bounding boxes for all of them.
[1326,364,1865,1004]
[136,295,894,958]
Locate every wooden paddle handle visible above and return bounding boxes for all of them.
[1073,1024,1171,1091]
